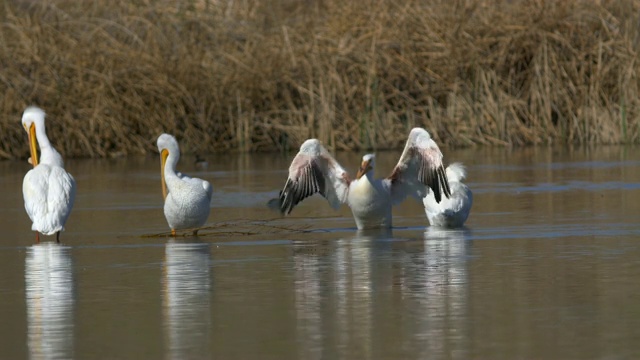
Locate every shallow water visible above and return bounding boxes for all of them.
[1,146,640,359]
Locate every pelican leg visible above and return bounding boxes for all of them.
[56,232,60,243]
[35,232,40,243]
[193,229,199,236]
[171,229,176,237]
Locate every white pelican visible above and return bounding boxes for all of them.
[269,127,451,229]
[21,106,76,243]
[423,163,472,228]
[157,133,213,236]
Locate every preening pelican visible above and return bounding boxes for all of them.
[423,163,472,228]
[21,106,76,243]
[158,134,213,236]
[269,127,451,229]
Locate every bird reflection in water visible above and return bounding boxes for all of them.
[293,227,471,358]
[294,229,391,359]
[25,243,74,359]
[408,226,472,358]
[163,239,211,359]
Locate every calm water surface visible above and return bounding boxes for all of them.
[1,146,640,359]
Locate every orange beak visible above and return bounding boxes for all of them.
[161,149,169,199]
[356,159,372,179]
[27,123,39,167]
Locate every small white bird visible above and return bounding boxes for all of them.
[21,106,76,243]
[423,163,472,228]
[270,127,451,229]
[157,134,213,236]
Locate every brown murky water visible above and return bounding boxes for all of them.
[1,146,640,359]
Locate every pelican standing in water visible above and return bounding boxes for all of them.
[269,127,451,229]
[423,163,472,228]
[21,106,76,243]
[157,134,213,236]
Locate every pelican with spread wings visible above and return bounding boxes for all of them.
[269,128,451,229]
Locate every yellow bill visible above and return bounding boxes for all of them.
[27,123,38,167]
[161,148,169,199]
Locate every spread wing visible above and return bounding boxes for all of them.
[269,139,350,215]
[423,163,473,227]
[386,127,451,205]
[424,164,471,213]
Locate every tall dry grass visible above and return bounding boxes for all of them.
[0,0,638,159]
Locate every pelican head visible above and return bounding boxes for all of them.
[356,153,375,179]
[157,133,180,155]
[21,106,47,167]
[157,133,181,200]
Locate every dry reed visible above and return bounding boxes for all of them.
[0,0,638,159]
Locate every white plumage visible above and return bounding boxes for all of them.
[423,163,472,228]
[22,106,76,242]
[270,128,451,229]
[157,134,213,236]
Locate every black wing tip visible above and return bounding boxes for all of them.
[266,195,287,215]
[433,187,442,203]
[280,188,297,215]
[440,165,451,198]
[434,165,451,203]
[275,183,307,216]
[427,165,451,204]
[271,161,325,215]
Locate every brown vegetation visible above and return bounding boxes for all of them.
[0,0,639,159]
